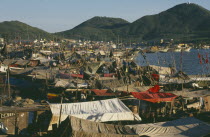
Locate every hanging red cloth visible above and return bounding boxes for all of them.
[147,85,160,93]
[151,74,159,81]
[205,53,209,63]
[199,55,203,64]
[198,53,201,58]
[91,89,115,96]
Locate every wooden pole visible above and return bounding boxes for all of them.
[58,95,63,126]
[45,72,48,86]
[4,69,7,95]
[7,66,10,99]
[170,100,174,116]
[138,100,140,114]
[76,69,79,100]
[15,110,18,135]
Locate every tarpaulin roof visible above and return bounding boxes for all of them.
[84,61,105,75]
[28,60,40,67]
[99,50,106,56]
[55,80,69,88]
[131,92,177,103]
[149,65,172,75]
[127,117,210,137]
[170,89,210,97]
[91,89,115,96]
[48,98,141,130]
[55,116,139,137]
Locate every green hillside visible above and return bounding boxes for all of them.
[0,21,53,41]
[125,3,210,42]
[57,3,210,43]
[2,3,210,43]
[56,16,130,41]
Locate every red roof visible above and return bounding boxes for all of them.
[91,89,115,96]
[131,91,177,103]
[104,73,116,77]
[70,74,84,79]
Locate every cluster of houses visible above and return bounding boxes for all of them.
[0,38,209,136]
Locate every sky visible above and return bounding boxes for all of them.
[0,0,210,33]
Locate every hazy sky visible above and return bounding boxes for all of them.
[0,0,210,33]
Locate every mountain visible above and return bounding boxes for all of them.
[56,16,130,41]
[125,3,210,42]
[0,21,53,41]
[57,3,210,43]
[2,3,209,43]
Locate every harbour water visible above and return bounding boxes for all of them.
[136,49,210,75]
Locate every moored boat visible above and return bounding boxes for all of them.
[182,47,191,52]
[159,47,169,53]
[173,48,182,52]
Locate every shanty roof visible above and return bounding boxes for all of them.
[128,117,210,137]
[55,116,139,137]
[84,61,105,75]
[170,89,210,97]
[113,52,124,57]
[99,50,106,56]
[2,59,17,66]
[149,65,172,75]
[14,60,29,66]
[39,50,52,55]
[91,89,115,96]
[48,98,141,130]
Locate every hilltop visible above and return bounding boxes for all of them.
[57,3,210,43]
[124,3,210,42]
[56,16,130,41]
[0,21,53,41]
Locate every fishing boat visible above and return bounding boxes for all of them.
[104,73,116,77]
[182,47,191,52]
[70,73,84,79]
[58,72,84,79]
[159,47,169,53]
[9,67,34,75]
[173,48,182,52]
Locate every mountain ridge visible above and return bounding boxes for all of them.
[1,3,210,43]
[57,3,210,42]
